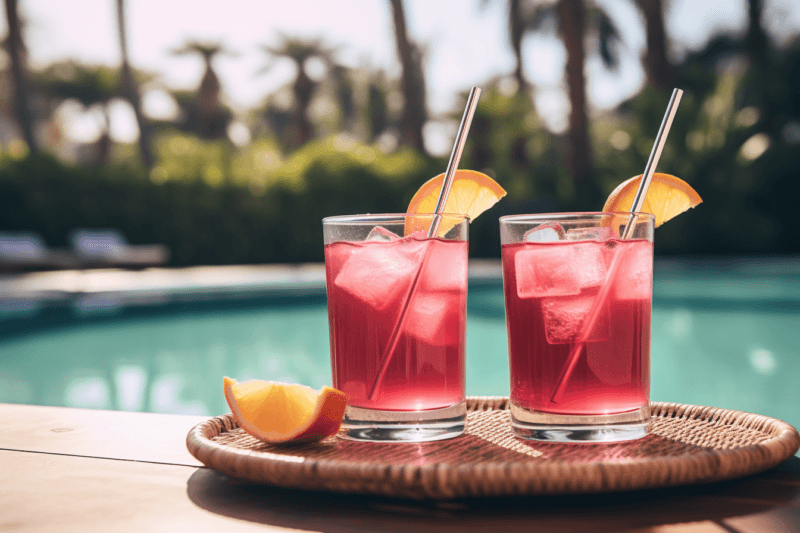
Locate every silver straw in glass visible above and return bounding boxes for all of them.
[621,88,683,237]
[367,87,482,400]
[428,86,482,237]
[550,88,683,404]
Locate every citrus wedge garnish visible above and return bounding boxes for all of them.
[603,172,702,227]
[223,377,347,443]
[405,169,506,235]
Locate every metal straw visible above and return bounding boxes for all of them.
[367,87,482,400]
[621,88,683,237]
[428,86,482,237]
[550,88,683,404]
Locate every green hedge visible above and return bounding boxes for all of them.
[0,148,460,265]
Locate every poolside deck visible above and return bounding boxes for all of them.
[2,403,800,532]
[0,260,503,304]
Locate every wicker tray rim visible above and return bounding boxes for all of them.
[187,398,800,499]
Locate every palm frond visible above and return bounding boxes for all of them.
[588,6,622,70]
[257,34,339,77]
[522,2,559,34]
[37,60,120,106]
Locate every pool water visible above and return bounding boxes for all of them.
[1,259,798,435]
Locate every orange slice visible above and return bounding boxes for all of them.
[223,377,347,443]
[405,169,506,235]
[603,173,702,227]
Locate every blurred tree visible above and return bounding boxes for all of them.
[330,64,357,132]
[559,0,591,193]
[366,72,391,142]
[741,0,780,140]
[745,0,769,69]
[479,0,539,174]
[607,7,800,256]
[460,82,559,201]
[388,0,427,152]
[520,0,622,203]
[258,100,293,147]
[636,0,674,91]
[37,61,119,164]
[480,0,530,90]
[170,41,232,140]
[258,36,336,150]
[115,0,152,167]
[3,0,38,153]
[509,0,528,89]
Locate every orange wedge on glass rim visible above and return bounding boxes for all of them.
[603,172,702,227]
[405,169,507,236]
[223,377,347,443]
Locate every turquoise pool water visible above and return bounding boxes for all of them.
[1,259,798,434]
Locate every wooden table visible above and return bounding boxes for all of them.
[2,404,799,532]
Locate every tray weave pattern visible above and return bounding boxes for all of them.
[186,398,800,499]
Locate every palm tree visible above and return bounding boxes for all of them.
[478,0,545,173]
[388,0,427,152]
[745,0,769,69]
[329,64,357,132]
[558,0,593,190]
[258,36,335,149]
[366,72,391,143]
[742,0,776,139]
[3,0,38,153]
[115,0,152,166]
[497,0,621,195]
[38,61,119,163]
[171,41,232,139]
[481,0,528,89]
[636,0,674,91]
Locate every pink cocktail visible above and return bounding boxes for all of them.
[323,214,469,442]
[500,213,654,442]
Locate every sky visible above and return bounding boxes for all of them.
[2,0,799,153]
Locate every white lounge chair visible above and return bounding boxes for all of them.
[69,229,170,268]
[0,232,78,271]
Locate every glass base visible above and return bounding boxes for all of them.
[339,401,466,442]
[510,403,651,443]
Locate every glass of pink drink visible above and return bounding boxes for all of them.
[500,212,654,442]
[323,214,469,442]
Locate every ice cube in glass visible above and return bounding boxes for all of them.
[572,243,608,288]
[565,226,614,241]
[523,222,565,242]
[366,226,401,242]
[515,246,581,299]
[333,240,423,311]
[541,294,610,344]
[406,291,461,347]
[614,242,653,300]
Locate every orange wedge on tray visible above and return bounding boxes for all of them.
[223,377,347,443]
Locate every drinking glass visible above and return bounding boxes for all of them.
[323,213,469,442]
[499,212,654,442]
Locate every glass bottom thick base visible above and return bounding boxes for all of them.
[510,403,651,443]
[338,401,466,442]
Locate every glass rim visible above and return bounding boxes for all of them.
[499,211,655,223]
[323,213,470,225]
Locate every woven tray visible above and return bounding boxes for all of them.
[186,397,800,499]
